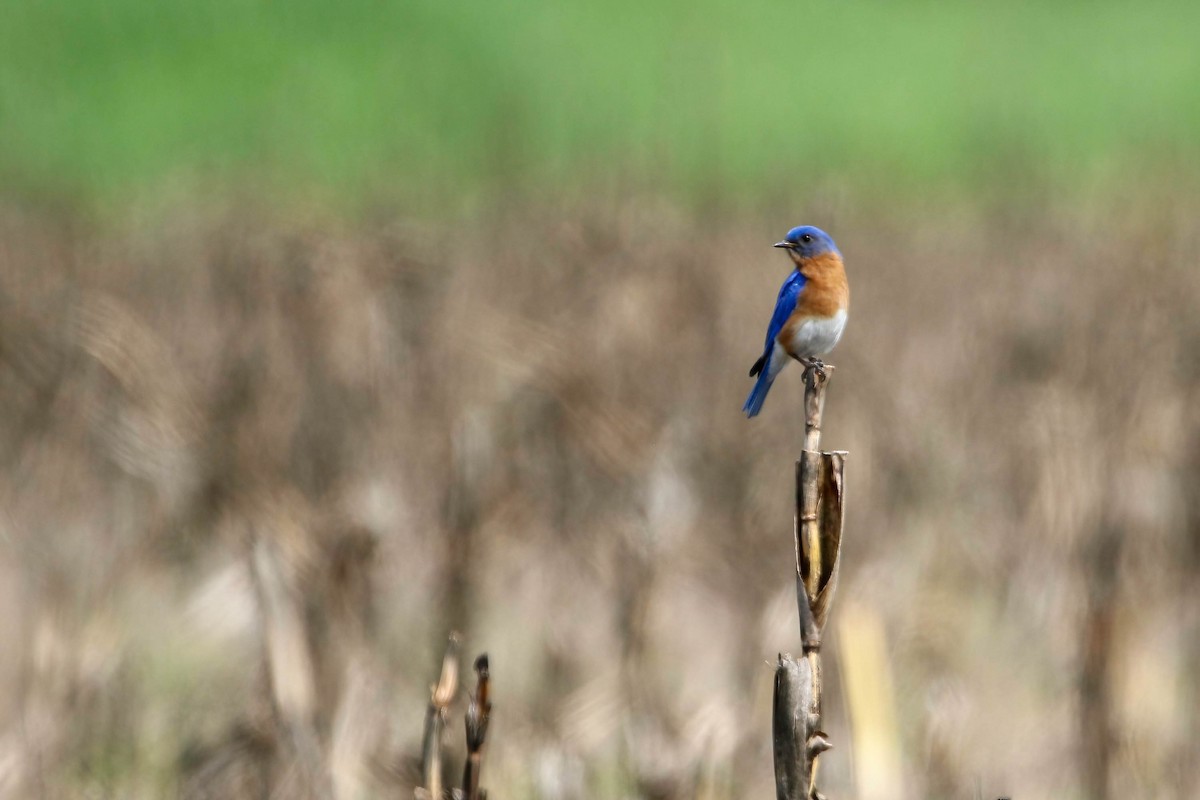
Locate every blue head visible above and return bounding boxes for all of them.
[773,225,839,261]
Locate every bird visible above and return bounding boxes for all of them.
[743,225,849,418]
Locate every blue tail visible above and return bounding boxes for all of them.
[742,369,775,418]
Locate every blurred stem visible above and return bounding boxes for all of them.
[1179,434,1200,799]
[443,419,485,641]
[616,523,667,797]
[246,531,333,800]
[1079,521,1120,800]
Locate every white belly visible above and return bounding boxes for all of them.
[785,310,847,358]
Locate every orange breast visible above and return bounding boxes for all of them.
[794,252,849,317]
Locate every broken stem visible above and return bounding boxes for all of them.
[421,633,461,799]
[774,363,846,800]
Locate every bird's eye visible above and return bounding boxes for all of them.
[801,233,813,243]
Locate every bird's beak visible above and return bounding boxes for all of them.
[773,241,794,249]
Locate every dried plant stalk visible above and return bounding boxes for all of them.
[812,451,846,630]
[462,654,492,800]
[798,366,830,600]
[421,633,461,799]
[773,364,846,800]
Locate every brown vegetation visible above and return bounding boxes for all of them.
[0,196,1197,798]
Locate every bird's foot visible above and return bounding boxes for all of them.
[800,357,830,381]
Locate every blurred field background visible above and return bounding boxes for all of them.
[2,2,1200,799]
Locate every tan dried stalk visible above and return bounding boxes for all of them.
[773,364,846,800]
[420,633,461,800]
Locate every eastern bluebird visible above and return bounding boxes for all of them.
[743,225,849,418]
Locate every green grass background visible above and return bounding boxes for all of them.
[3,0,1199,209]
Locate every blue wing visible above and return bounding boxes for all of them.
[754,270,805,369]
[743,271,805,418]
